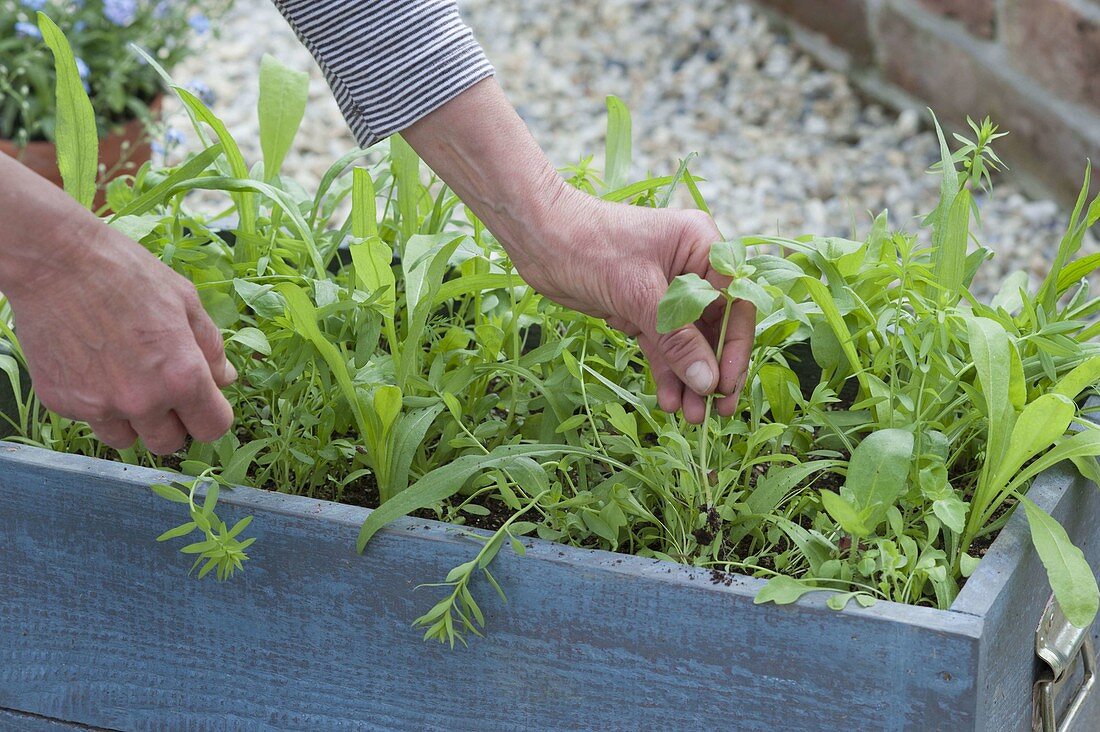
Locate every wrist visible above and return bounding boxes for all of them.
[0,154,109,305]
[3,216,117,306]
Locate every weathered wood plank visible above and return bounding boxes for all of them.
[953,463,1100,731]
[0,444,982,730]
[0,708,105,731]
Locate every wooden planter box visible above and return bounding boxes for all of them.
[1,444,1099,729]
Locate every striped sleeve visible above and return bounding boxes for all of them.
[270,0,495,148]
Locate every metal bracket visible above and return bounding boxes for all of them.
[1035,594,1097,731]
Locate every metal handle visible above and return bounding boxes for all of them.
[1035,595,1097,731]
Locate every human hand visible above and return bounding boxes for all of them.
[510,187,754,423]
[4,222,236,454]
[402,78,753,423]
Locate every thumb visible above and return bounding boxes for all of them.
[186,295,237,388]
[638,272,719,396]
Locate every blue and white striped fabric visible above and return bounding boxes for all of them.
[270,0,495,147]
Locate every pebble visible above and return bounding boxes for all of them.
[158,0,1094,299]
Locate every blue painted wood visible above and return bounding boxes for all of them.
[0,708,101,730]
[954,462,1100,730]
[0,440,1094,730]
[0,444,982,730]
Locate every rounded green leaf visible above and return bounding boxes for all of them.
[656,274,720,334]
[708,240,747,276]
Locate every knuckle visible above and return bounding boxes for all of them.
[675,208,715,239]
[98,431,135,451]
[33,385,62,413]
[145,440,179,456]
[177,281,202,309]
[684,208,713,229]
[141,428,185,456]
[113,388,160,419]
[163,359,206,399]
[192,418,230,444]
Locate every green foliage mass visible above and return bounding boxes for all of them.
[8,28,1100,646]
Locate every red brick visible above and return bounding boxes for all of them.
[918,0,995,38]
[757,0,874,62]
[1003,0,1100,113]
[876,3,1100,203]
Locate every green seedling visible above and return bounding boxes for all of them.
[11,18,1100,638]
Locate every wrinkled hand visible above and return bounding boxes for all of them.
[514,187,754,424]
[5,223,236,454]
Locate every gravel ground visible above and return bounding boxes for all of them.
[163,0,1093,298]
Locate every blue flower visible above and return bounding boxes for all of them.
[20,0,47,10]
[188,13,209,34]
[73,20,86,32]
[103,0,137,26]
[165,128,185,147]
[14,21,41,38]
[75,57,90,79]
[188,79,216,107]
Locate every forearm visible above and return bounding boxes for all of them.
[0,153,101,303]
[400,78,571,274]
[271,0,494,147]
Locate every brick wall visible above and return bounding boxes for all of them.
[752,0,1100,203]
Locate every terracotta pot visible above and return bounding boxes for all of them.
[0,95,161,211]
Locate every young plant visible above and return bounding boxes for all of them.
[12,20,1100,640]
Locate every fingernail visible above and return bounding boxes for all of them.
[686,361,714,394]
[225,359,238,381]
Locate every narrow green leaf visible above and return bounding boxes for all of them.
[357,444,572,552]
[151,483,189,504]
[351,167,378,240]
[172,88,256,235]
[156,522,198,542]
[202,483,219,515]
[220,439,268,485]
[227,327,271,356]
[108,215,161,242]
[227,515,253,539]
[754,575,829,605]
[820,490,873,537]
[1053,356,1100,401]
[1021,497,1099,629]
[38,13,97,209]
[258,54,309,181]
[989,394,1076,490]
[926,110,960,248]
[180,539,217,554]
[277,283,373,442]
[604,95,632,191]
[349,236,395,315]
[967,316,1016,471]
[373,385,403,434]
[109,144,224,219]
[801,277,868,394]
[930,188,971,304]
[391,134,421,245]
[1039,164,1092,311]
[402,234,463,314]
